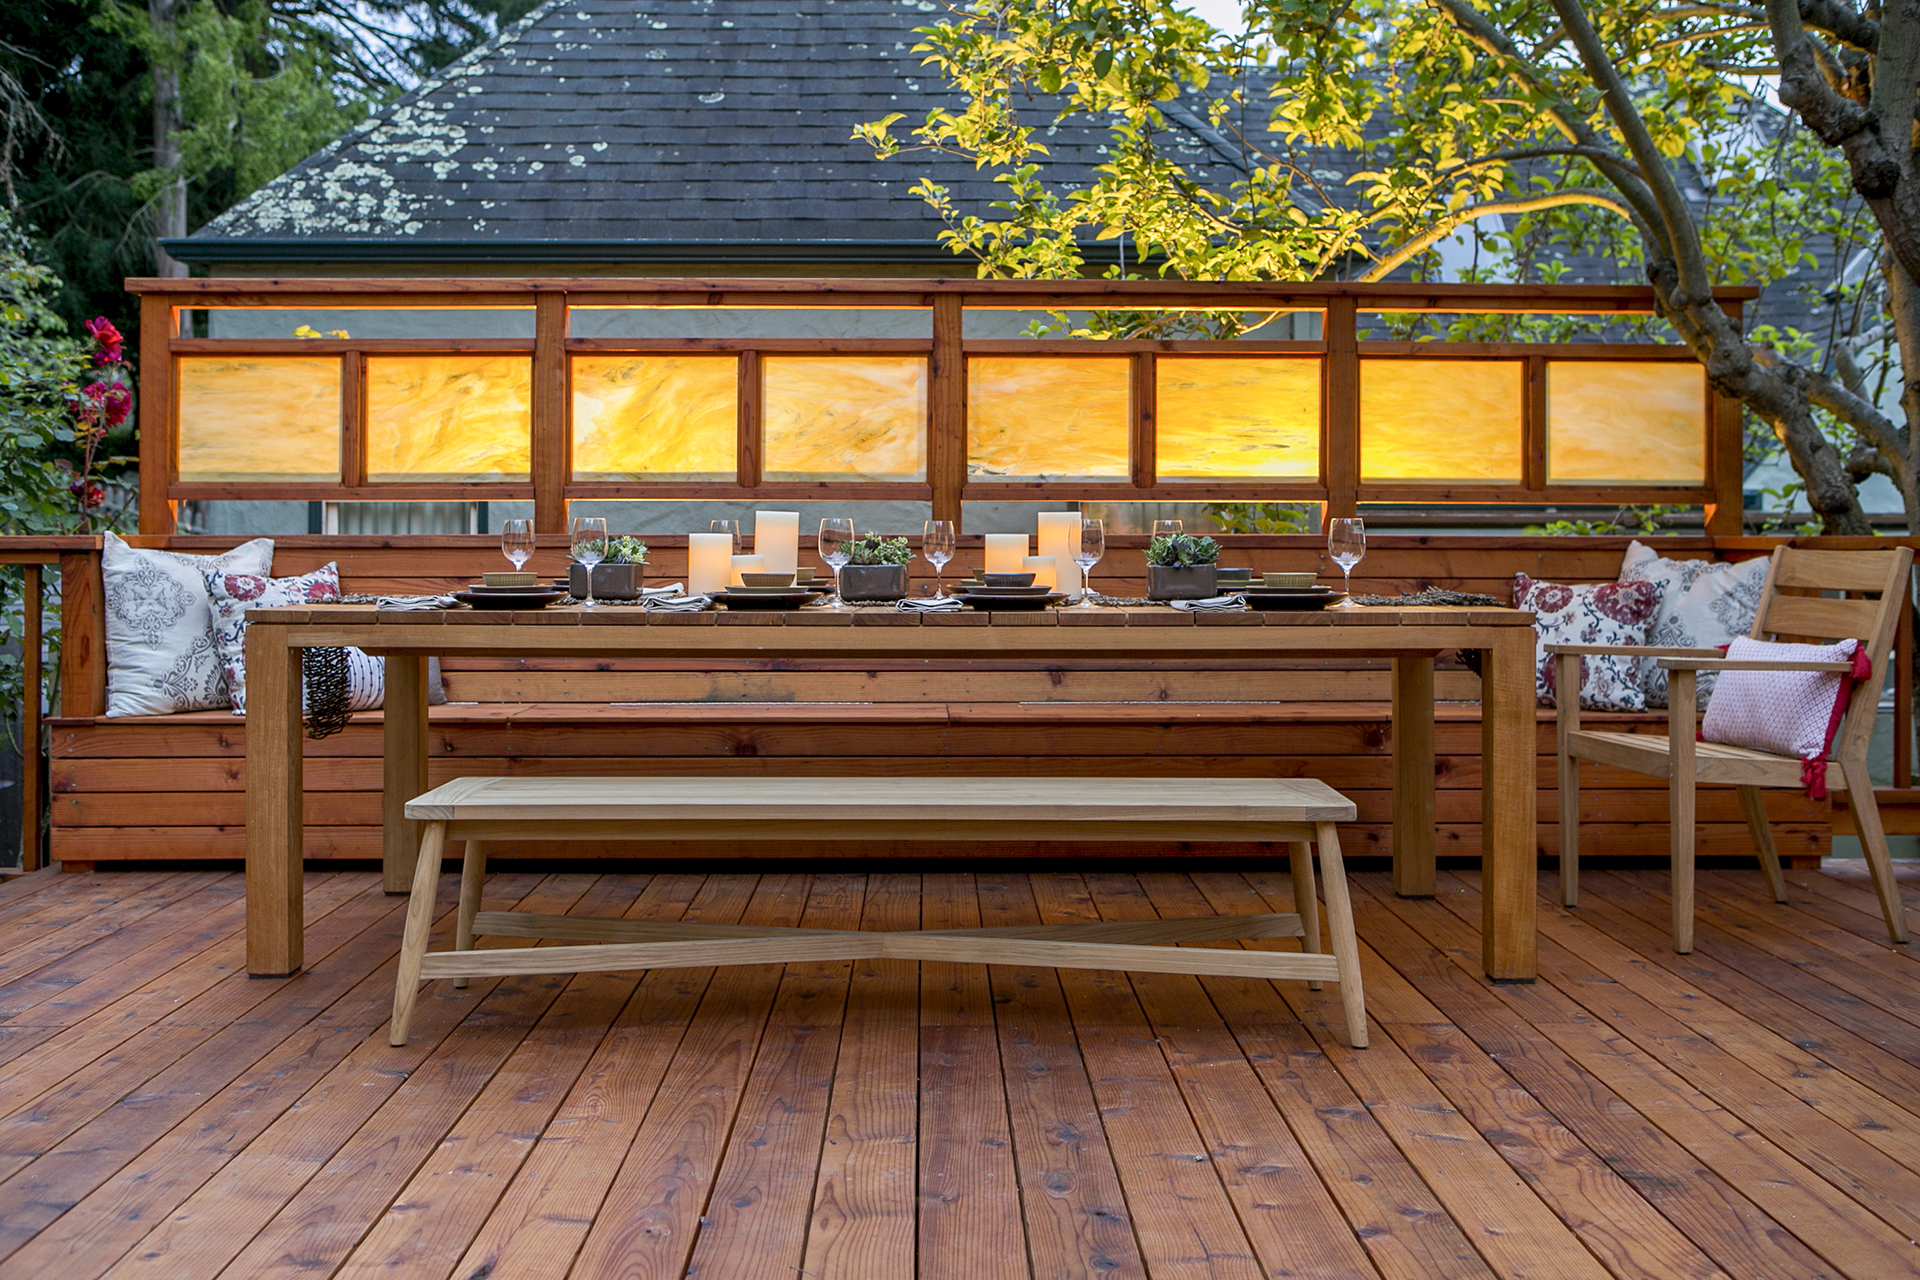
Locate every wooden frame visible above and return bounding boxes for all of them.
[127,278,1758,535]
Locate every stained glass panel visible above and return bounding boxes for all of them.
[1156,357,1320,479]
[1548,360,1706,485]
[572,355,737,481]
[177,356,341,483]
[366,355,531,482]
[762,355,926,481]
[1361,359,1523,483]
[967,357,1129,481]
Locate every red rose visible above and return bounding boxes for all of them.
[85,317,124,365]
[102,386,131,427]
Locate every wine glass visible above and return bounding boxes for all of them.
[1328,517,1365,604]
[500,518,534,575]
[923,520,955,598]
[710,519,742,554]
[1150,519,1183,538]
[1074,518,1104,607]
[570,516,608,608]
[818,517,854,611]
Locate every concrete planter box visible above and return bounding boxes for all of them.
[569,563,643,599]
[840,563,909,601]
[1146,564,1217,600]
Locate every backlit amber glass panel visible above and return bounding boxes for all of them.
[366,355,531,482]
[1157,357,1320,479]
[572,355,736,480]
[967,357,1129,480]
[762,356,926,481]
[177,356,341,482]
[1548,361,1706,485]
[1361,359,1523,482]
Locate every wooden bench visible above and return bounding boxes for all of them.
[389,775,1369,1048]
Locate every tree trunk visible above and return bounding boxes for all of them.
[149,0,186,278]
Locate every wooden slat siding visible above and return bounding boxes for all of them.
[799,873,920,1280]
[1025,873,1267,1279]
[565,874,811,1278]
[439,874,731,1280]
[1084,872,1380,1278]
[915,873,1029,1278]
[1425,876,1920,1278]
[1338,880,1841,1280]
[330,875,660,1277]
[971,875,1148,1280]
[682,875,867,1279]
[203,874,599,1280]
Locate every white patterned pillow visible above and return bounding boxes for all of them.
[1619,541,1768,708]
[1513,574,1663,711]
[1701,637,1870,796]
[203,564,384,715]
[102,532,274,716]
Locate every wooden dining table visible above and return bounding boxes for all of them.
[240,602,1540,981]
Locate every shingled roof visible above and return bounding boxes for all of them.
[172,0,1235,265]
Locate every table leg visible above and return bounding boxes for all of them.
[1480,627,1538,980]
[383,654,431,894]
[245,626,304,976]
[1391,655,1437,897]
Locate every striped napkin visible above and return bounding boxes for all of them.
[896,596,964,612]
[642,594,714,612]
[343,594,460,610]
[1169,595,1248,612]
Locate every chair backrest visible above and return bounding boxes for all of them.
[1749,546,1914,762]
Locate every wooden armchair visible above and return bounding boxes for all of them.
[1551,546,1913,952]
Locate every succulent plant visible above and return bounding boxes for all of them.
[1145,532,1220,567]
[603,536,649,565]
[845,531,912,566]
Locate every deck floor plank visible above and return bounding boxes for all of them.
[0,867,1910,1279]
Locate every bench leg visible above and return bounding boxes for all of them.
[454,840,487,990]
[390,821,446,1047]
[1316,821,1368,1049]
[1288,840,1322,991]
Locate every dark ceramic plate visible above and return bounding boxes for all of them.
[957,592,1068,611]
[715,590,821,610]
[453,589,568,610]
[955,584,1052,596]
[1243,591,1348,611]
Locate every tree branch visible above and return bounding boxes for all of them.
[1797,0,1878,53]
[1358,189,1637,281]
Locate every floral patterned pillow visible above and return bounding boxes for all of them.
[203,564,383,715]
[101,532,274,716]
[1618,541,1768,708]
[1512,574,1663,711]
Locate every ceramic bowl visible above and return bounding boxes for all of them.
[740,572,796,588]
[982,572,1036,588]
[1263,571,1317,590]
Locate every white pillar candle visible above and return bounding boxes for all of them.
[984,533,1028,576]
[730,553,764,586]
[688,533,733,595]
[754,511,800,577]
[1024,554,1057,590]
[1036,511,1083,598]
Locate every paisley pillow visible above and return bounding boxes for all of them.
[203,564,383,715]
[101,532,274,716]
[1513,574,1663,712]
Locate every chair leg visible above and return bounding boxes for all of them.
[1559,752,1581,907]
[453,840,487,990]
[1738,786,1788,904]
[1289,840,1322,991]
[1668,672,1698,953]
[1314,822,1368,1049]
[390,821,446,1047]
[1840,760,1911,945]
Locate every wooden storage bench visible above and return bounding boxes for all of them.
[389,775,1369,1048]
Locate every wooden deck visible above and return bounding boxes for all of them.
[0,861,1914,1278]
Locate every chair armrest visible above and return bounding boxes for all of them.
[1654,657,1857,672]
[1543,645,1723,658]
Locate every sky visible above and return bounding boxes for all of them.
[1182,0,1245,33]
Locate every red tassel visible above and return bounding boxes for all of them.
[1802,759,1829,801]
[1851,646,1873,680]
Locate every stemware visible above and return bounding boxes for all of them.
[500,518,534,574]
[1150,518,1184,538]
[818,517,854,611]
[1328,516,1366,604]
[923,520,956,598]
[710,519,743,554]
[1074,518,1104,607]
[570,516,609,608]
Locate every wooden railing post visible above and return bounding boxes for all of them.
[1323,298,1358,527]
[532,291,569,534]
[929,293,964,529]
[57,550,106,719]
[1704,300,1745,537]
[20,563,41,871]
[137,295,176,535]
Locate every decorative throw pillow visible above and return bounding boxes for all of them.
[203,564,384,715]
[101,532,275,717]
[1512,574,1662,711]
[1618,540,1768,708]
[1701,636,1871,797]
